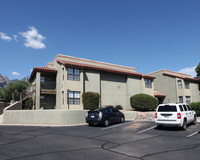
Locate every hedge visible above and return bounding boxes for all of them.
[190,102,200,117]
[82,92,100,110]
[130,93,158,111]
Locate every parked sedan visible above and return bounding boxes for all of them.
[86,106,125,127]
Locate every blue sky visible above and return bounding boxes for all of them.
[0,0,200,80]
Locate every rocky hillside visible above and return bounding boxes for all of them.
[0,74,10,88]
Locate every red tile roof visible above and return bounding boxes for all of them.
[149,69,191,77]
[29,67,57,82]
[57,59,155,79]
[163,73,200,82]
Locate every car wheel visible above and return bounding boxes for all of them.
[104,119,109,127]
[181,119,187,130]
[192,115,197,125]
[88,123,93,126]
[120,116,125,123]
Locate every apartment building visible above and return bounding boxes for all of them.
[29,54,156,110]
[149,69,200,104]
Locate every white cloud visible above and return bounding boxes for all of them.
[20,26,46,49]
[13,34,18,41]
[12,72,20,76]
[0,32,12,41]
[178,66,196,78]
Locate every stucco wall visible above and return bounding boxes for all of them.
[84,70,100,93]
[101,72,128,108]
[3,110,138,125]
[191,83,200,102]
[151,72,177,103]
[3,110,88,125]
[127,76,142,109]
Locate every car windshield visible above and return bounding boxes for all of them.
[158,105,177,112]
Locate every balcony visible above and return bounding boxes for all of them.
[41,81,56,94]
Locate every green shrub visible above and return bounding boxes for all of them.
[190,102,200,117]
[130,93,158,111]
[82,92,100,110]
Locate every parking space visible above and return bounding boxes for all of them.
[0,121,200,160]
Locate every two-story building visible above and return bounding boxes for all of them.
[29,54,155,110]
[149,69,200,104]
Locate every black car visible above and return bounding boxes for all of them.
[86,106,125,127]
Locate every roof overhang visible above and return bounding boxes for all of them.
[163,73,200,82]
[154,92,166,98]
[29,67,57,83]
[57,59,155,79]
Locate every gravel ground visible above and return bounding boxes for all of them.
[136,111,200,122]
[136,111,155,121]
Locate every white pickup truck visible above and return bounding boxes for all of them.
[155,103,197,130]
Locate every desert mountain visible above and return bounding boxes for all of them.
[0,74,10,88]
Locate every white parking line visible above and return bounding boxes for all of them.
[100,121,134,131]
[137,125,157,134]
[187,131,199,138]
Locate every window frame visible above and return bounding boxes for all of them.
[186,96,191,104]
[40,77,45,83]
[67,91,80,105]
[145,79,152,88]
[185,81,190,89]
[179,96,183,103]
[67,68,80,81]
[40,95,45,102]
[178,80,182,89]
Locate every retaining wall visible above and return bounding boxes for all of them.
[3,110,137,125]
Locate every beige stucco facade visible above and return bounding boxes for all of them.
[29,54,155,110]
[149,69,200,104]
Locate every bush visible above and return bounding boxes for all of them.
[130,93,158,111]
[190,102,200,117]
[115,105,123,110]
[82,92,100,110]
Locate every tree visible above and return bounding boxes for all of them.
[195,63,200,79]
[0,79,30,103]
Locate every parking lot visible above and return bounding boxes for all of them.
[0,121,200,160]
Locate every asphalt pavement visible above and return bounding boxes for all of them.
[0,121,200,160]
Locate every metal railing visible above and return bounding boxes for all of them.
[40,81,56,90]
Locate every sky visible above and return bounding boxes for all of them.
[0,0,200,80]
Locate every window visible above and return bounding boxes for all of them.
[158,105,177,112]
[178,80,182,89]
[67,68,80,81]
[145,79,152,88]
[179,96,183,103]
[179,105,184,112]
[185,81,190,89]
[183,105,188,111]
[186,96,191,104]
[187,105,192,111]
[68,91,80,105]
[40,77,45,83]
[40,96,45,102]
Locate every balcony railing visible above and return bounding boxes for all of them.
[41,81,56,90]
